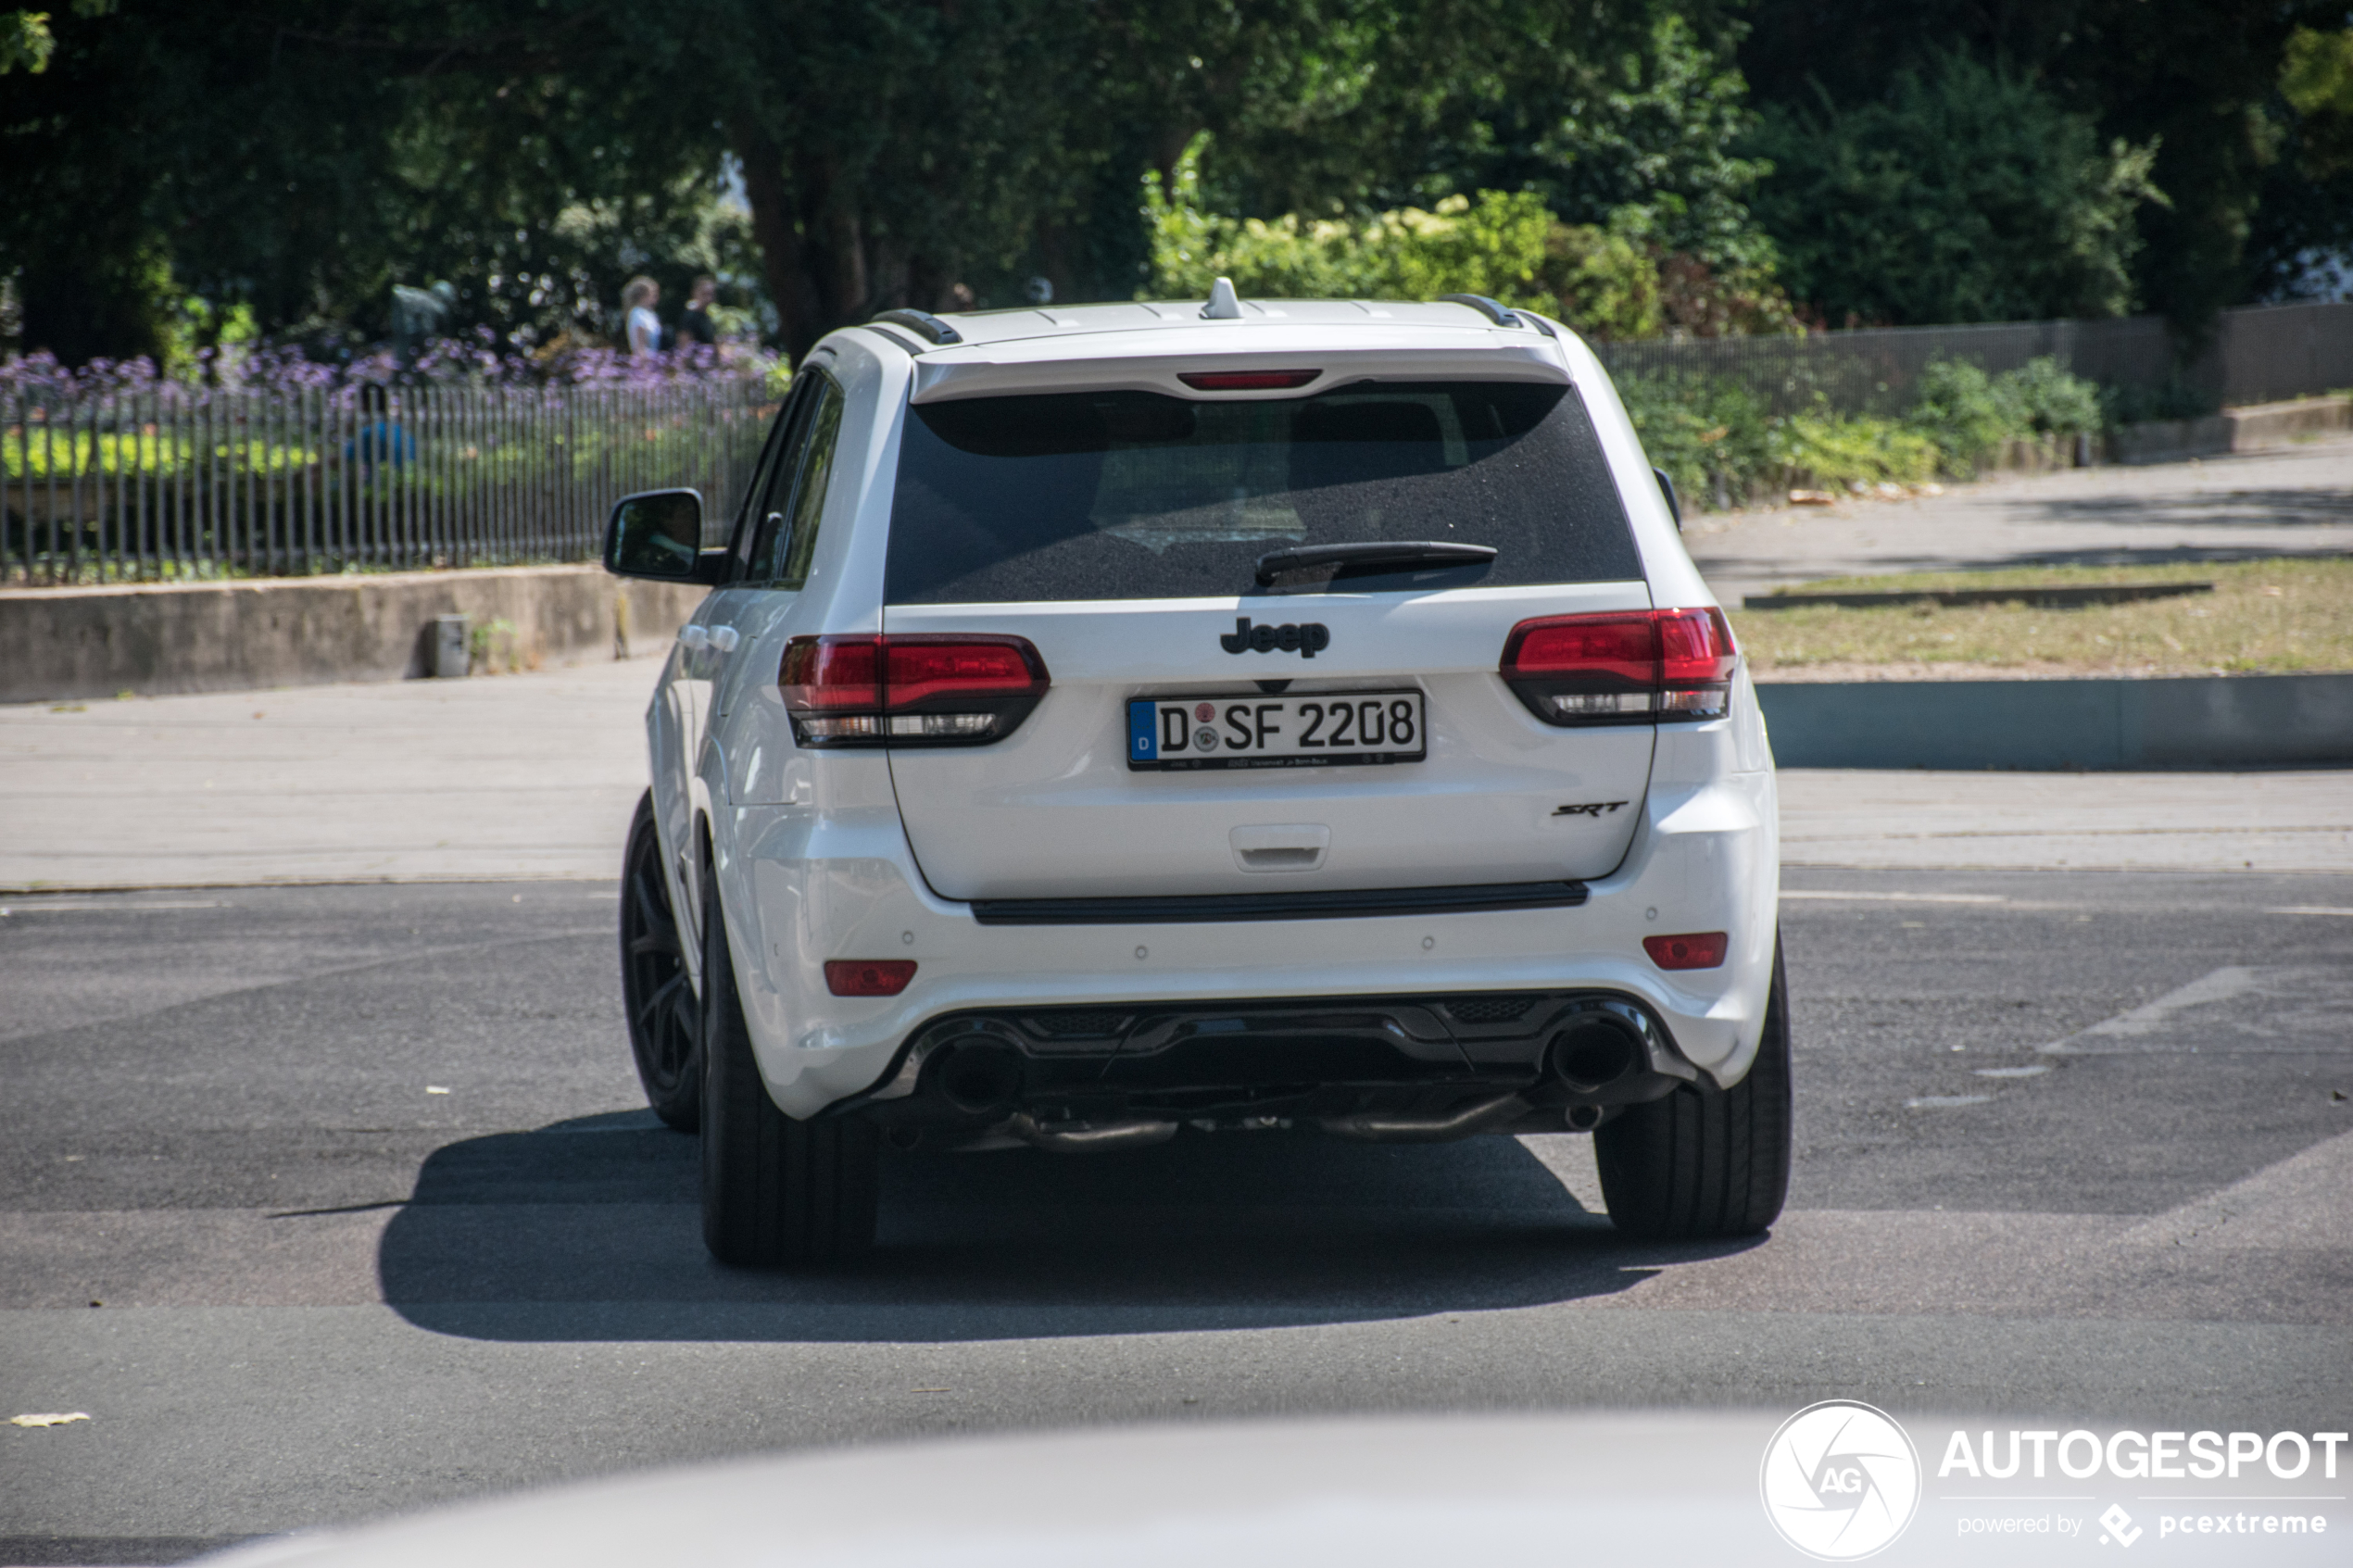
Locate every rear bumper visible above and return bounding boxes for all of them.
[711,748,1778,1122]
[838,987,1697,1149]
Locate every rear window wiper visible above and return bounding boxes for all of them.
[1253,541,1497,586]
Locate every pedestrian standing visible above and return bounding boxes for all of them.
[678,275,719,350]
[623,276,662,358]
[347,383,413,479]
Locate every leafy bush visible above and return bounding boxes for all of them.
[1144,140,1793,342]
[1614,371,1778,508]
[1621,354,2101,507]
[1774,415,1940,488]
[1617,373,1932,504]
[1744,52,2165,326]
[1899,356,2104,474]
[2005,357,2105,436]
[1903,359,2026,471]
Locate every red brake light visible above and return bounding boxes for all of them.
[1500,608,1737,725]
[779,636,881,710]
[781,634,1049,747]
[884,639,1037,707]
[1643,933,1729,971]
[1176,369,1322,391]
[1504,615,1655,684]
[1656,608,1738,687]
[825,959,917,997]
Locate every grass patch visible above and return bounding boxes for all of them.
[1731,558,2353,676]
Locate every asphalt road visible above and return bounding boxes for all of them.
[1686,433,2353,603]
[2,870,2349,1564]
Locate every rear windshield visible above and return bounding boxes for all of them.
[883,380,1641,604]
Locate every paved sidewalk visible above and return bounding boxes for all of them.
[1690,436,2353,603]
[0,659,658,891]
[1780,769,2353,872]
[5,659,2347,890]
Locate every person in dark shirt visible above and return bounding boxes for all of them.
[347,383,413,478]
[678,274,719,349]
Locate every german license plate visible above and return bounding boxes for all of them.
[1126,692,1427,771]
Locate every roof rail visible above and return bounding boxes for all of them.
[1436,293,1524,329]
[869,308,964,346]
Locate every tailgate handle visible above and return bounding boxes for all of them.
[1231,823,1329,873]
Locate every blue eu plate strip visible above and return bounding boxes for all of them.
[1127,700,1159,761]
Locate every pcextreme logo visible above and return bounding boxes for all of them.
[1761,1400,1924,1561]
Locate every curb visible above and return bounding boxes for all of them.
[1755,673,2353,770]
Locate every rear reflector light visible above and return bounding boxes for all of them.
[1501,608,1737,725]
[1176,369,1322,391]
[824,960,917,997]
[1643,933,1729,970]
[781,634,1049,748]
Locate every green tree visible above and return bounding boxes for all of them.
[1745,54,2163,325]
[1737,0,2347,331]
[1,1,730,362]
[5,0,1795,366]
[2248,26,2353,299]
[0,1,111,75]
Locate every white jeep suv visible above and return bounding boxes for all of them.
[604,289,1788,1266]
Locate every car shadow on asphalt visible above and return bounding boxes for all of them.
[377,1112,1765,1342]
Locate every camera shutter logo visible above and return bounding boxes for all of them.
[1759,1400,1922,1560]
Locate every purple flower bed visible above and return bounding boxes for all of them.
[2,327,784,404]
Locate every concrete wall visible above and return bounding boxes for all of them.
[1756,673,2353,770]
[0,566,708,703]
[2110,395,2351,465]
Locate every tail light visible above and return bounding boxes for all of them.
[1644,933,1729,971]
[1500,608,1737,724]
[825,959,917,997]
[781,634,1049,747]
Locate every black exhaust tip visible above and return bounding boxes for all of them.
[1549,1012,1641,1092]
[933,1041,1026,1115]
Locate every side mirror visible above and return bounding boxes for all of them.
[1653,467,1682,532]
[604,489,728,583]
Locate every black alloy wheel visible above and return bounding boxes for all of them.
[620,791,701,1131]
[1595,935,1793,1240]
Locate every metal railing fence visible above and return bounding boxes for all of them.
[8,301,2350,586]
[2,381,774,586]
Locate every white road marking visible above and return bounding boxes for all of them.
[0,899,227,914]
[1906,1094,1994,1109]
[2268,905,2353,917]
[2117,1128,2353,1250]
[1973,1065,2050,1079]
[1780,890,2006,903]
[2038,965,2353,1055]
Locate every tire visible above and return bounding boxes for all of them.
[1596,935,1793,1240]
[698,859,879,1267]
[619,792,699,1131]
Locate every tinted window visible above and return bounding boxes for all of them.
[884,381,1639,605]
[747,373,844,588]
[730,382,812,570]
